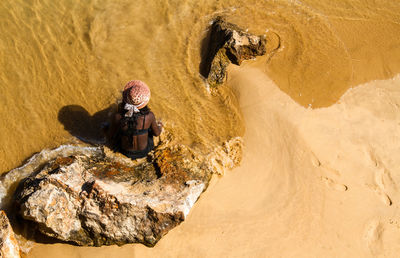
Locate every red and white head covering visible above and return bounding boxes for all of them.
[122,80,150,117]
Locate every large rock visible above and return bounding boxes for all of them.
[0,211,21,258]
[203,17,267,87]
[12,136,242,247]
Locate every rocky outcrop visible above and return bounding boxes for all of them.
[203,17,267,87]
[0,211,21,258]
[12,135,242,247]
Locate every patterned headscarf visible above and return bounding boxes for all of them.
[122,80,151,117]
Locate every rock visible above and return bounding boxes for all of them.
[0,211,21,258]
[203,17,267,87]
[13,136,242,247]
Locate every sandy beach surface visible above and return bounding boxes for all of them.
[29,63,400,258]
[1,0,400,257]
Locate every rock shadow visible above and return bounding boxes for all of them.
[12,216,76,245]
[199,18,228,78]
[58,104,117,144]
[199,24,214,78]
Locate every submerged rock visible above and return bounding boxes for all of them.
[0,211,21,258]
[12,135,242,247]
[203,17,267,87]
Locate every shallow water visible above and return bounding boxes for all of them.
[2,0,400,174]
[0,0,246,173]
[1,0,400,257]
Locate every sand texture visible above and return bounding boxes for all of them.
[28,63,400,258]
[1,0,400,257]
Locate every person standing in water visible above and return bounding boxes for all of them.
[107,80,163,159]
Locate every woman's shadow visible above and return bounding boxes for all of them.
[58,104,117,145]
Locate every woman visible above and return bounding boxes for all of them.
[108,80,163,159]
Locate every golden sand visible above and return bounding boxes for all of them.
[1,0,400,257]
[29,65,400,258]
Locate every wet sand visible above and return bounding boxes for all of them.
[29,63,400,258]
[1,0,400,257]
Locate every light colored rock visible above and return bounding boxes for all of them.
[13,136,242,247]
[0,211,21,258]
[15,153,203,246]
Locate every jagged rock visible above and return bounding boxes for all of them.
[12,136,242,247]
[15,148,205,247]
[0,211,21,258]
[203,17,267,87]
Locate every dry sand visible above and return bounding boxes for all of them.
[29,64,400,257]
[1,0,399,257]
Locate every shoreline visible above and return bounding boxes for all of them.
[1,1,400,257]
[28,66,400,257]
